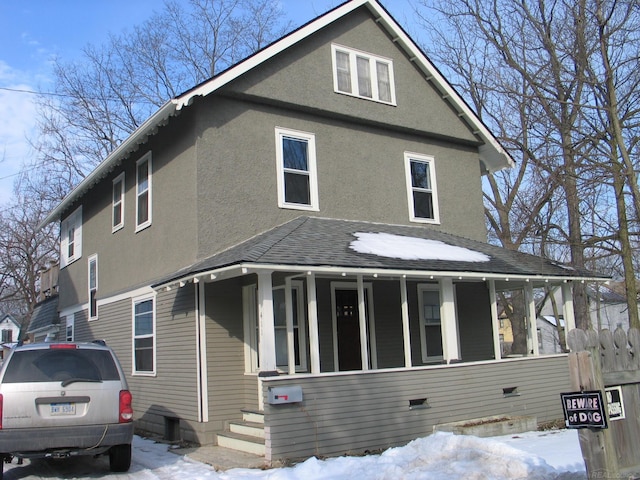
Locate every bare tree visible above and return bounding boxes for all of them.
[416,0,640,331]
[26,0,291,202]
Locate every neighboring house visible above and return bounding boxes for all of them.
[26,261,61,343]
[39,0,608,462]
[0,313,21,358]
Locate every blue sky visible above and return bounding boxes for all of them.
[0,0,416,206]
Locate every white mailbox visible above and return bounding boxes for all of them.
[268,386,303,404]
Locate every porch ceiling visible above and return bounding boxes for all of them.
[152,217,609,289]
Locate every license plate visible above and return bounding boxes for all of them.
[50,403,76,415]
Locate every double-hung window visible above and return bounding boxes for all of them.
[275,127,319,211]
[60,206,82,268]
[65,314,74,341]
[88,254,98,320]
[404,152,440,223]
[332,44,395,105]
[112,173,125,232]
[418,284,443,362]
[136,153,152,231]
[133,296,155,375]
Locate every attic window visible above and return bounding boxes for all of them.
[331,44,396,105]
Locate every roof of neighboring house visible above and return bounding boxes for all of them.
[152,216,608,288]
[27,295,60,334]
[588,283,629,304]
[1,313,21,329]
[40,0,514,228]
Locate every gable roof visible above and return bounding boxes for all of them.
[1,313,21,329]
[41,0,514,228]
[152,216,607,288]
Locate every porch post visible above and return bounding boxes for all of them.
[257,271,277,372]
[488,279,502,360]
[357,275,370,370]
[196,280,209,422]
[306,273,321,374]
[400,276,412,367]
[285,278,295,375]
[525,283,540,356]
[562,282,576,332]
[440,278,460,363]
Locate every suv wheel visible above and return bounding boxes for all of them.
[109,444,132,472]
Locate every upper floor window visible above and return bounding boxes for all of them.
[404,152,440,224]
[332,44,396,105]
[88,254,98,320]
[1,329,12,343]
[136,153,152,232]
[275,127,319,211]
[112,173,125,232]
[60,206,82,268]
[133,295,156,375]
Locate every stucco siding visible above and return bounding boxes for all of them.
[262,355,570,461]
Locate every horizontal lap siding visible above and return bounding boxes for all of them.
[93,288,200,428]
[263,356,570,461]
[205,279,249,429]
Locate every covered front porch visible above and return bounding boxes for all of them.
[153,216,606,459]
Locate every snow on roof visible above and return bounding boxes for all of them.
[349,232,491,262]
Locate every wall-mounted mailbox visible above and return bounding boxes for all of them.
[268,386,303,404]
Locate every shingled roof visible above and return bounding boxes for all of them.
[27,295,60,335]
[153,217,607,287]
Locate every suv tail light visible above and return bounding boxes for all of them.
[0,393,3,429]
[119,390,133,423]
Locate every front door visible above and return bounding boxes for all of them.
[336,289,362,371]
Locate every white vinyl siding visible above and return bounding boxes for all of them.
[332,44,396,105]
[404,152,440,224]
[275,127,319,211]
[60,206,82,268]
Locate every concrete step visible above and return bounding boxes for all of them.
[229,420,265,439]
[241,409,264,425]
[217,431,265,456]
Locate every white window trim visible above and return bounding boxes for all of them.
[88,254,98,320]
[330,281,377,371]
[132,293,157,376]
[331,43,396,105]
[60,206,83,268]
[275,127,319,211]
[243,281,308,374]
[65,314,75,342]
[135,152,152,232]
[112,172,125,233]
[417,283,444,363]
[404,152,440,224]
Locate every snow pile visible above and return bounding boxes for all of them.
[350,232,490,262]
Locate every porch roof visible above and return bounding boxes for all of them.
[152,217,609,288]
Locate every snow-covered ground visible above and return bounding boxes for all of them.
[3,429,586,479]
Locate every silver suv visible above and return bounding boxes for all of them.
[0,342,133,477]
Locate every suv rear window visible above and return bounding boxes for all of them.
[2,349,120,383]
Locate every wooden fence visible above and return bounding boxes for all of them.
[567,327,640,477]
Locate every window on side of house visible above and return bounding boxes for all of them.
[275,127,319,211]
[244,281,308,373]
[405,152,440,224]
[88,254,98,320]
[1,330,12,343]
[136,153,152,232]
[331,44,396,105]
[417,284,443,362]
[112,173,125,232]
[60,206,83,268]
[66,314,74,341]
[132,295,155,375]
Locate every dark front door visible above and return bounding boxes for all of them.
[336,289,362,371]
